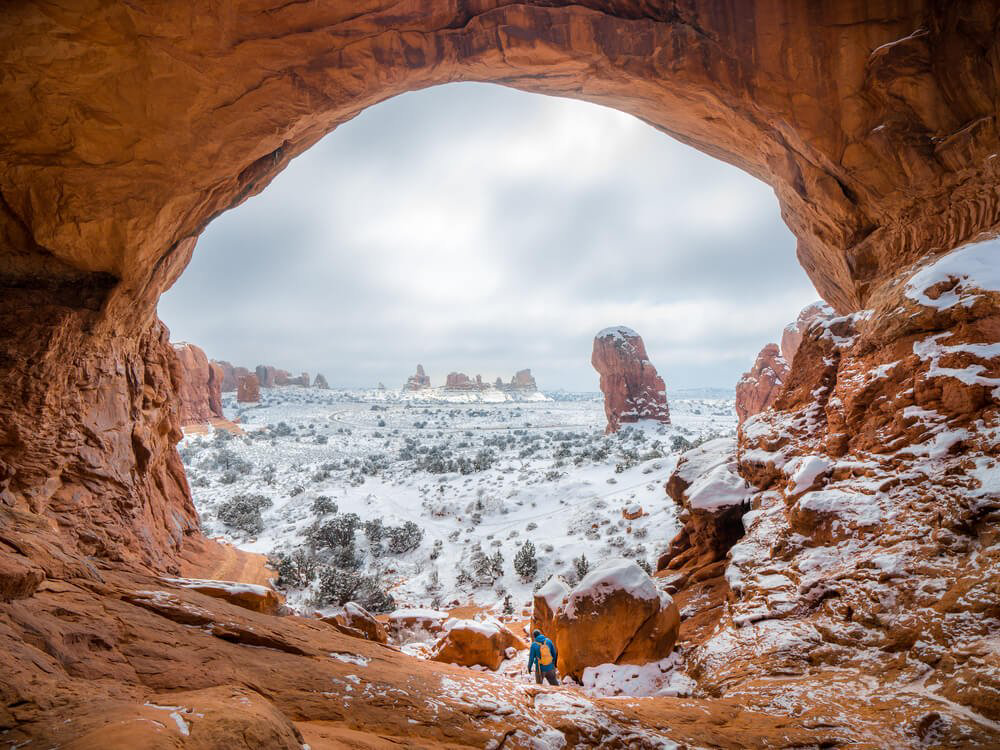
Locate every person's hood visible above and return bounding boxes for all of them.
[534,634,546,643]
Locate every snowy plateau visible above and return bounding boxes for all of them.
[179,388,736,623]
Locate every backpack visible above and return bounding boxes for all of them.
[539,641,554,667]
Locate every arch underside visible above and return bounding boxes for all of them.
[1,2,999,747]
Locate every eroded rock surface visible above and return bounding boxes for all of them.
[172,342,225,425]
[592,327,670,433]
[780,302,834,366]
[236,374,260,403]
[430,616,525,671]
[734,344,789,425]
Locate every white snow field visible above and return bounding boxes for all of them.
[179,387,736,622]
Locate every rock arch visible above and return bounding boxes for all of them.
[2,0,998,570]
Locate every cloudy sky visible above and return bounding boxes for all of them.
[158,83,820,392]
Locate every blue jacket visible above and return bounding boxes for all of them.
[527,635,557,672]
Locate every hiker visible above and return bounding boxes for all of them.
[527,629,559,685]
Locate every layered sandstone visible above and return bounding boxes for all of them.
[592,327,670,433]
[734,343,789,425]
[212,360,250,392]
[404,364,431,391]
[172,343,225,425]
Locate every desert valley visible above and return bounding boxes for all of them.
[2,3,1000,749]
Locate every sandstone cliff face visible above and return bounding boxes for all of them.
[212,360,249,392]
[404,364,431,391]
[172,343,225,425]
[592,327,670,433]
[734,343,789,425]
[2,2,1000,746]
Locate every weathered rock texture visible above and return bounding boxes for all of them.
[3,2,1000,746]
[430,617,525,671]
[404,364,431,391]
[734,343,789,425]
[172,342,225,425]
[547,559,680,680]
[320,601,388,644]
[780,302,834,366]
[592,327,671,433]
[236,374,260,403]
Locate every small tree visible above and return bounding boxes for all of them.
[490,549,505,581]
[574,554,590,580]
[513,540,538,582]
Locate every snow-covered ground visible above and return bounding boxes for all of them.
[179,387,736,620]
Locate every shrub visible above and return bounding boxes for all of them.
[514,540,538,582]
[309,513,360,549]
[311,496,338,516]
[270,548,317,588]
[573,554,590,580]
[216,493,272,536]
[386,521,423,554]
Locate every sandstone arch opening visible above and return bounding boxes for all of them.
[3,4,1000,748]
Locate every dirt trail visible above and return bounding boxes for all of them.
[180,535,274,586]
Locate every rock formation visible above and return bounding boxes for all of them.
[313,373,329,389]
[430,617,525,671]
[274,370,309,387]
[237,374,260,403]
[780,302,834,366]
[531,576,570,642]
[444,372,488,390]
[172,343,225,425]
[591,327,671,433]
[734,343,789,425]
[404,364,431,391]
[321,601,388,644]
[544,559,680,680]
[3,2,1000,745]
[212,360,249,392]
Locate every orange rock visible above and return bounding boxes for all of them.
[531,576,570,641]
[623,504,643,521]
[163,577,283,615]
[172,342,225,425]
[550,559,679,680]
[430,617,525,670]
[404,364,431,390]
[780,302,834,366]
[323,602,388,644]
[237,374,260,403]
[591,327,670,433]
[734,343,789,425]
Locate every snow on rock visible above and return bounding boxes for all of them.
[431,615,525,670]
[162,577,282,615]
[563,558,659,619]
[734,343,789,425]
[591,326,671,433]
[786,455,833,496]
[904,236,1000,311]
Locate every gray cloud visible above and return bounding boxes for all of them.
[158,83,820,392]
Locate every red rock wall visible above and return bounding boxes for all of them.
[237,374,261,403]
[173,343,225,425]
[734,343,789,424]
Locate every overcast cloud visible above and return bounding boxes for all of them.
[158,83,820,392]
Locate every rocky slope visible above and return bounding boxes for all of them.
[592,327,671,433]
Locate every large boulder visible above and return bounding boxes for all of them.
[322,601,388,644]
[430,616,525,670]
[591,327,670,433]
[734,343,789,425]
[531,576,571,639]
[386,608,449,643]
[547,559,679,680]
[172,342,225,425]
[237,373,260,403]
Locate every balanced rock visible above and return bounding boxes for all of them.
[734,343,789,424]
[237,373,260,403]
[780,301,834,366]
[547,559,679,680]
[404,364,431,391]
[430,616,525,671]
[172,342,224,425]
[313,373,329,389]
[591,327,670,433]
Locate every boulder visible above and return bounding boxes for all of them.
[237,373,260,403]
[591,327,670,433]
[550,559,679,680]
[734,343,789,424]
[322,601,388,644]
[404,364,431,391]
[386,608,449,643]
[164,577,283,615]
[623,503,643,521]
[430,616,525,670]
[313,373,329,389]
[531,575,570,639]
[780,301,834,366]
[172,342,225,425]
